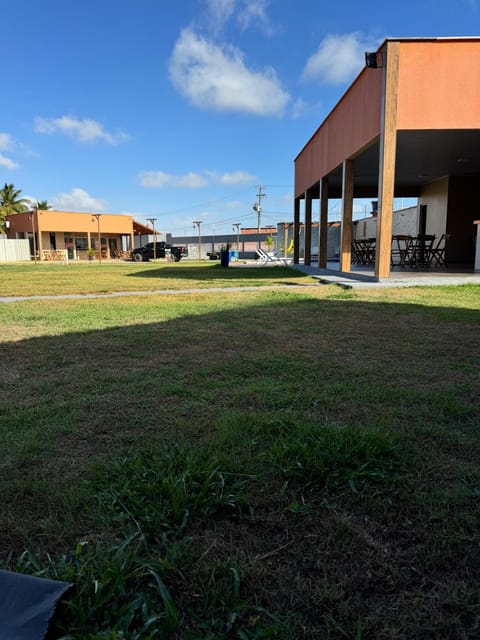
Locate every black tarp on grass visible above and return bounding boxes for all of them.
[0,570,73,640]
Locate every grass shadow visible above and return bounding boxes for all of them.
[126,263,307,282]
[1,289,480,637]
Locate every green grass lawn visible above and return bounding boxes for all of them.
[1,275,479,639]
[0,261,315,296]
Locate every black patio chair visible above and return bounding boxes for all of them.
[430,233,450,267]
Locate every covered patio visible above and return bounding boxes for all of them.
[294,37,480,279]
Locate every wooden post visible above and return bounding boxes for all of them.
[340,159,354,272]
[319,177,329,268]
[304,189,312,265]
[375,41,400,278]
[293,197,300,264]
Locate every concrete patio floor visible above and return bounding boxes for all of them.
[290,261,480,289]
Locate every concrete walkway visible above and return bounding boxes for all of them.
[0,283,320,304]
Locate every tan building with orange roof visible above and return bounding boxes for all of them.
[6,209,152,261]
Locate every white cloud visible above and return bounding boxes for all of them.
[205,0,275,35]
[237,0,274,35]
[139,168,256,189]
[51,188,107,211]
[168,28,289,116]
[0,133,14,151]
[205,170,256,185]
[302,32,377,85]
[0,133,19,169]
[206,0,236,34]
[291,98,308,120]
[138,171,209,189]
[219,170,256,185]
[34,116,129,145]
[0,153,19,170]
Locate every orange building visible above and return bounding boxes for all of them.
[6,209,152,261]
[294,37,480,277]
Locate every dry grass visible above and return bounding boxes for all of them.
[1,281,479,638]
[0,261,315,297]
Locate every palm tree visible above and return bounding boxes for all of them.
[35,199,51,210]
[0,183,28,233]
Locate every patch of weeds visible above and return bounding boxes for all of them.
[212,411,305,467]
[267,423,403,492]
[7,534,179,639]
[92,447,252,541]
[183,564,279,639]
[411,482,480,563]
[326,289,356,300]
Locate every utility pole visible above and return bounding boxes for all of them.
[147,218,157,260]
[193,221,202,260]
[232,223,240,257]
[252,185,266,250]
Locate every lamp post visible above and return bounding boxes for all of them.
[193,221,202,260]
[92,214,102,262]
[147,218,157,260]
[232,223,240,256]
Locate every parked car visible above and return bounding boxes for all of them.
[132,242,187,262]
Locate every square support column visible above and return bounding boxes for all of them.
[293,197,301,264]
[304,189,312,266]
[318,177,329,268]
[375,41,400,278]
[340,159,354,272]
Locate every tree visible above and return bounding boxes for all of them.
[35,200,51,210]
[0,183,29,233]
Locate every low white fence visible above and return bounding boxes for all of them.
[0,238,31,262]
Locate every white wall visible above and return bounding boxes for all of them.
[418,177,448,238]
[354,206,418,239]
[0,238,31,261]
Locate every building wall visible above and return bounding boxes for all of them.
[7,210,136,260]
[397,39,480,130]
[353,206,418,239]
[0,238,30,262]
[294,67,382,197]
[277,222,341,260]
[418,177,449,239]
[446,176,479,263]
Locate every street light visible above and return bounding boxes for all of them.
[92,214,102,263]
[232,223,240,256]
[193,221,202,260]
[147,218,157,260]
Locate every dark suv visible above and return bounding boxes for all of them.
[132,242,187,262]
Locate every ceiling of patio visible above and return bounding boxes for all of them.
[307,129,480,199]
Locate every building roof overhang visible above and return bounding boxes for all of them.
[133,220,154,235]
[301,128,480,200]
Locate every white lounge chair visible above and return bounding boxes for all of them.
[255,248,292,265]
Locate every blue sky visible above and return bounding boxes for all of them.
[2,0,479,235]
